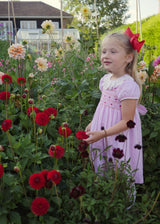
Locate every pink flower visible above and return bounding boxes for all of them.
[153,56,160,67]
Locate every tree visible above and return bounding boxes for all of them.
[63,0,130,35]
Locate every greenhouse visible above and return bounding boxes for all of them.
[17,28,80,52]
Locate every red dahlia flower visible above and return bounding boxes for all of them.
[112,148,124,159]
[0,91,10,100]
[35,112,49,126]
[40,170,53,189]
[76,130,89,140]
[44,107,57,119]
[80,151,89,158]
[29,173,45,190]
[58,126,72,137]
[78,141,89,152]
[70,186,85,199]
[2,74,12,84]
[48,145,65,159]
[1,119,12,132]
[0,164,4,178]
[27,106,39,117]
[17,77,26,85]
[31,197,50,216]
[47,170,61,185]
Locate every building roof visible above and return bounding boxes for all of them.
[0,1,73,19]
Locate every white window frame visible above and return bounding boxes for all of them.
[20,21,37,29]
[0,21,13,40]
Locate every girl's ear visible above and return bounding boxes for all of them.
[126,53,134,63]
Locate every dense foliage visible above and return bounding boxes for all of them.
[0,34,160,224]
[64,0,129,35]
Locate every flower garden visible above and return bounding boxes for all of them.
[0,19,160,224]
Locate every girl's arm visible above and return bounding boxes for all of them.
[84,99,137,144]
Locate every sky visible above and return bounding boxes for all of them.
[0,0,159,24]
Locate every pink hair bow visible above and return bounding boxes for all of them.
[125,27,145,53]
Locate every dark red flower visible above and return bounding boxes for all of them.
[134,144,142,150]
[47,170,61,185]
[48,145,65,159]
[31,197,49,216]
[0,164,4,178]
[83,109,88,116]
[78,141,89,152]
[115,134,127,142]
[40,170,49,180]
[35,112,49,126]
[40,170,53,189]
[22,93,27,98]
[0,91,10,100]
[17,77,26,85]
[45,179,53,189]
[112,148,124,159]
[27,106,39,117]
[44,107,57,119]
[70,186,85,199]
[76,130,89,140]
[29,173,45,190]
[1,119,12,132]
[80,151,89,158]
[2,74,12,84]
[126,120,136,128]
[58,126,72,137]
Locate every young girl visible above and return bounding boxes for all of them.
[84,27,145,184]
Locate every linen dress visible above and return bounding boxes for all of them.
[90,73,143,184]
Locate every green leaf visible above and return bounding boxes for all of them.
[0,215,8,224]
[9,211,21,224]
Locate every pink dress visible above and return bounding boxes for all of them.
[90,73,143,184]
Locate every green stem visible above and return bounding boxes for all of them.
[19,169,28,199]
[133,191,160,224]
[6,131,15,158]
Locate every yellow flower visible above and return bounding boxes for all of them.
[27,54,31,60]
[137,70,148,84]
[81,6,91,18]
[8,43,26,60]
[55,47,64,58]
[41,20,55,34]
[35,57,48,72]
[63,34,75,44]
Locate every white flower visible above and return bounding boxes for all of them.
[137,70,148,84]
[8,44,26,60]
[150,65,160,82]
[63,34,75,44]
[55,47,64,58]
[81,6,91,18]
[137,61,147,71]
[35,57,48,72]
[0,71,4,85]
[29,73,35,78]
[41,20,55,34]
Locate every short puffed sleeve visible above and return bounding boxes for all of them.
[117,80,140,101]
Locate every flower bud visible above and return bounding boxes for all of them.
[28,98,34,104]
[14,166,20,172]
[0,145,4,152]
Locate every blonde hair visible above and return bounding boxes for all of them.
[101,32,142,100]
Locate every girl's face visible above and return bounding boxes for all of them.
[101,37,133,77]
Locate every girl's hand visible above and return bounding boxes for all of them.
[85,122,92,132]
[84,130,105,144]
